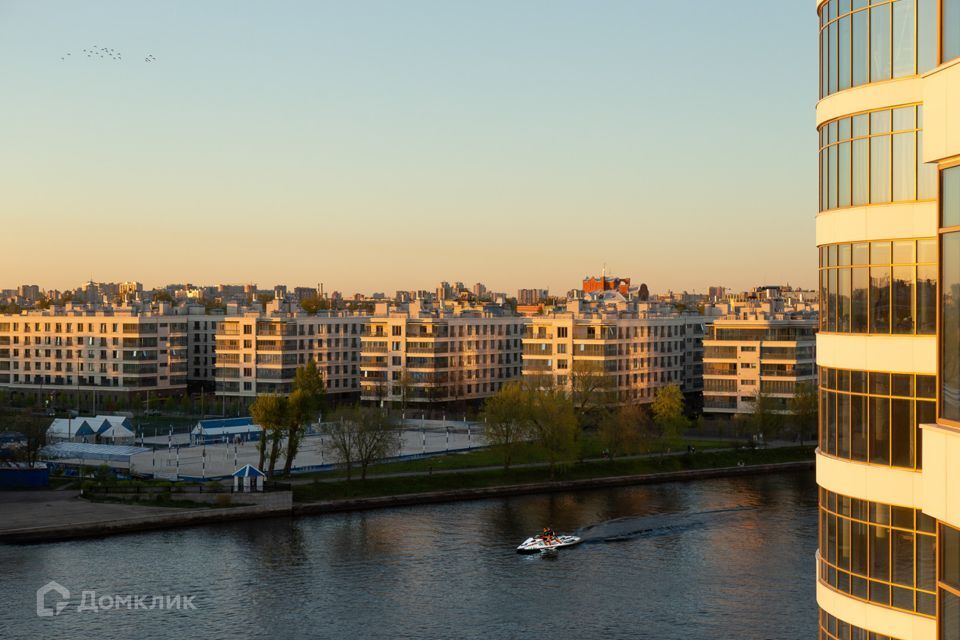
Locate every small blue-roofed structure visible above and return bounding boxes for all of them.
[191,417,262,445]
[232,464,266,492]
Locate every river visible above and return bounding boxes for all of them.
[0,470,817,639]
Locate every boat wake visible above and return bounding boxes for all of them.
[574,506,755,544]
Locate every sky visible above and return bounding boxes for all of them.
[0,1,817,296]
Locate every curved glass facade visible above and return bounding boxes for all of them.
[818,488,937,616]
[819,105,937,212]
[819,367,935,469]
[818,0,957,99]
[819,608,903,639]
[818,239,936,334]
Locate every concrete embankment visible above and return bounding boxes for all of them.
[292,460,814,516]
[0,460,812,544]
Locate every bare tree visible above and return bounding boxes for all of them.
[323,406,401,480]
[789,381,818,445]
[571,360,617,416]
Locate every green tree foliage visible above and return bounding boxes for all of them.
[789,382,819,444]
[651,384,691,446]
[299,296,330,314]
[249,394,288,475]
[598,403,652,458]
[523,384,579,477]
[281,361,326,475]
[481,382,528,469]
[748,393,785,443]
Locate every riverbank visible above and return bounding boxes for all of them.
[0,446,813,544]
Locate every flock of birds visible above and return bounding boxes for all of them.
[59,47,157,63]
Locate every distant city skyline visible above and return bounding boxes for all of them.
[0,1,815,293]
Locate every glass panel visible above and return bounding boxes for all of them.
[852,267,869,331]
[829,144,838,209]
[945,0,960,63]
[829,268,838,331]
[892,132,916,201]
[892,0,915,77]
[852,138,870,205]
[917,238,936,262]
[893,105,916,131]
[839,141,852,207]
[839,268,852,332]
[853,113,869,137]
[917,0,937,72]
[870,3,892,80]
[853,242,870,264]
[941,589,960,639]
[871,135,892,203]
[944,166,960,228]
[916,533,935,591]
[830,20,839,94]
[821,149,829,211]
[838,392,851,457]
[871,241,892,264]
[840,243,852,265]
[892,265,915,334]
[943,232,960,422]
[892,239,915,263]
[851,394,868,460]
[839,117,852,141]
[890,398,914,467]
[853,7,870,85]
[822,25,830,98]
[918,130,938,199]
[943,524,960,590]
[839,15,852,90]
[871,109,892,133]
[916,264,936,335]
[870,396,890,463]
[870,524,890,580]
[870,266,891,333]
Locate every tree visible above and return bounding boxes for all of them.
[571,360,617,417]
[482,382,528,469]
[324,407,357,480]
[748,393,785,444]
[281,361,326,475]
[598,403,651,458]
[524,384,579,478]
[790,382,819,445]
[323,406,401,480]
[651,384,691,448]
[10,415,48,466]
[249,394,288,475]
[299,296,329,314]
[353,408,401,480]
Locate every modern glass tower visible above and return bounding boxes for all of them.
[816,1,960,638]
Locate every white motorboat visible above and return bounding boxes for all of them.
[516,533,582,554]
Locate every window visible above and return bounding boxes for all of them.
[819,488,936,616]
[942,167,960,422]
[820,367,934,469]
[820,239,936,334]
[945,0,960,62]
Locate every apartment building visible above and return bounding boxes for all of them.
[359,301,524,405]
[814,2,960,638]
[214,306,366,399]
[520,299,707,405]
[701,302,817,415]
[0,304,189,404]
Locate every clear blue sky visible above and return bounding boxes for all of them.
[0,1,817,295]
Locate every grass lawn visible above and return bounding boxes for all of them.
[296,434,733,481]
[292,445,814,502]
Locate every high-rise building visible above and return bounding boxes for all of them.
[814,3,960,638]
